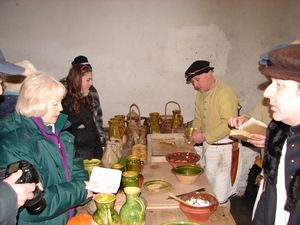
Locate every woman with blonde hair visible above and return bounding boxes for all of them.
[0,73,93,225]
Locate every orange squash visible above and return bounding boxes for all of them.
[67,213,93,225]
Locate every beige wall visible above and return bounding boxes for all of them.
[1,0,300,125]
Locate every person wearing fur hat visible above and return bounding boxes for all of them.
[251,44,300,225]
[185,60,240,205]
[0,59,38,120]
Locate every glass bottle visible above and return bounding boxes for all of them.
[119,187,145,225]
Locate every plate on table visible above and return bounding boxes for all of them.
[144,179,172,192]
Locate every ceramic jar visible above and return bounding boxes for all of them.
[83,159,101,176]
[131,144,147,162]
[111,163,125,172]
[122,171,139,188]
[119,187,145,225]
[171,109,183,132]
[108,119,123,140]
[113,115,127,143]
[93,193,120,225]
[126,155,142,173]
[149,112,160,133]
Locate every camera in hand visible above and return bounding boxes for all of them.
[0,160,46,214]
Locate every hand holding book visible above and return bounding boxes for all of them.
[229,117,267,141]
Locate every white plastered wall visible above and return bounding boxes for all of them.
[1,0,300,126]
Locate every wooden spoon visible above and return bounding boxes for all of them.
[168,194,199,208]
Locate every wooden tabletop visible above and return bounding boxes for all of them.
[78,133,236,224]
[146,207,236,225]
[141,162,213,209]
[141,162,236,225]
[79,162,237,225]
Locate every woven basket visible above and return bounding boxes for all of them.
[160,101,183,133]
[125,104,146,148]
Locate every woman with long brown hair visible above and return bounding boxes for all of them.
[62,64,103,159]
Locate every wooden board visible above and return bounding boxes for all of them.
[77,162,236,225]
[147,133,195,162]
[141,162,213,209]
[146,207,236,225]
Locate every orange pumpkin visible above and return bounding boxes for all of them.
[67,213,93,225]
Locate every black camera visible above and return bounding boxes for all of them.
[0,160,46,215]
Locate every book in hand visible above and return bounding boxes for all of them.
[229,117,267,141]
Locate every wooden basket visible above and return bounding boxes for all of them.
[160,101,183,133]
[126,104,146,149]
[127,103,142,126]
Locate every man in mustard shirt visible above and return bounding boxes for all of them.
[185,60,240,206]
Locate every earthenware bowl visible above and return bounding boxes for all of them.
[166,152,200,168]
[179,192,219,222]
[172,165,203,185]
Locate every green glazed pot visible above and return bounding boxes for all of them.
[122,171,139,187]
[93,193,120,225]
[120,187,145,225]
[83,158,101,176]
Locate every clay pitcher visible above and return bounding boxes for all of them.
[171,109,183,132]
[119,187,145,225]
[108,119,122,141]
[93,193,120,225]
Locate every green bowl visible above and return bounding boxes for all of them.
[172,165,203,185]
[172,165,203,175]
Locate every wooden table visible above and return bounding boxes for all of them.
[141,162,236,225]
[79,133,236,224]
[147,133,195,162]
[143,133,236,224]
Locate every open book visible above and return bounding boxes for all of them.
[229,117,267,141]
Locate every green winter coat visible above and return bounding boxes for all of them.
[0,112,89,225]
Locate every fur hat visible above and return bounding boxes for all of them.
[0,50,25,75]
[15,60,38,76]
[185,60,214,82]
[259,43,289,66]
[262,44,300,82]
[4,60,38,92]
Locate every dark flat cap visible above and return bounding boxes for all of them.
[185,60,214,82]
[262,44,300,82]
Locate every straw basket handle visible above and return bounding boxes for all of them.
[128,103,141,123]
[164,101,181,118]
